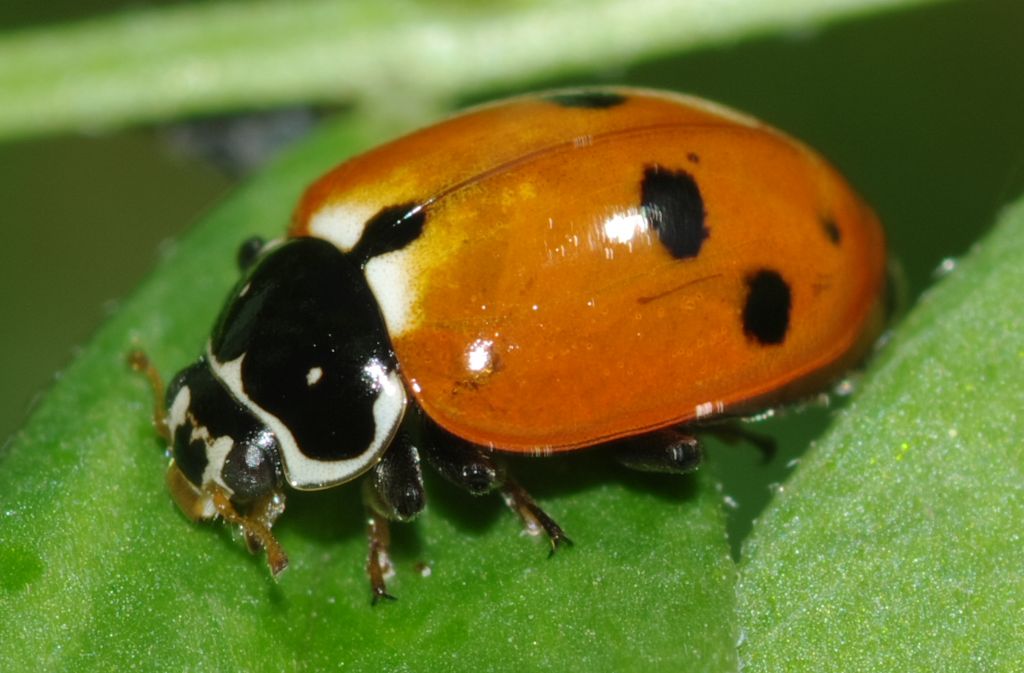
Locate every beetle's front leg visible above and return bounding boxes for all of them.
[362,426,426,603]
[209,484,289,578]
[167,461,289,578]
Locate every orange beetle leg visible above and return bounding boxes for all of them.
[127,349,170,442]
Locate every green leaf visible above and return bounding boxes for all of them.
[0,0,946,140]
[736,196,1024,671]
[0,116,738,672]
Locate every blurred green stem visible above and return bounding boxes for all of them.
[0,0,942,140]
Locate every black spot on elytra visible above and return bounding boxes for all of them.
[687,152,700,164]
[350,203,427,266]
[544,91,627,109]
[641,166,708,259]
[821,215,841,245]
[743,270,791,345]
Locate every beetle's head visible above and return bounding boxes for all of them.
[164,359,284,504]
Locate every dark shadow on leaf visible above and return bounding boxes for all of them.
[283,483,364,543]
[613,467,700,504]
[421,470,504,538]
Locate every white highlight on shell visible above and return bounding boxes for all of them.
[364,249,416,337]
[602,209,649,245]
[209,350,406,491]
[306,366,323,386]
[244,444,264,469]
[363,358,400,397]
[466,339,494,373]
[308,202,380,253]
[695,400,725,419]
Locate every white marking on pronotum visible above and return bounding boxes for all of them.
[168,376,234,493]
[208,350,406,491]
[198,432,234,492]
[306,366,323,386]
[364,248,417,337]
[165,384,219,518]
[167,385,192,439]
[308,202,381,253]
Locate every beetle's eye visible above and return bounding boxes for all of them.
[222,429,282,502]
[237,236,266,271]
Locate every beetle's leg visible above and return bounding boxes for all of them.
[499,476,573,554]
[706,422,777,462]
[362,427,426,604]
[209,484,289,579]
[166,462,288,577]
[166,461,215,521]
[421,426,503,495]
[127,349,170,442]
[363,500,395,605]
[241,490,287,556]
[422,423,571,553]
[612,430,703,474]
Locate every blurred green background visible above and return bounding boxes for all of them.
[1,0,1021,478]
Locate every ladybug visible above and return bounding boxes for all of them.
[132,87,886,602]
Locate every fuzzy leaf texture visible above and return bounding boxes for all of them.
[737,196,1024,672]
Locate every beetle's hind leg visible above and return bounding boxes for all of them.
[422,422,571,553]
[498,476,573,554]
[611,430,704,474]
[612,423,775,474]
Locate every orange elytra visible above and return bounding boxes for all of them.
[292,87,886,453]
